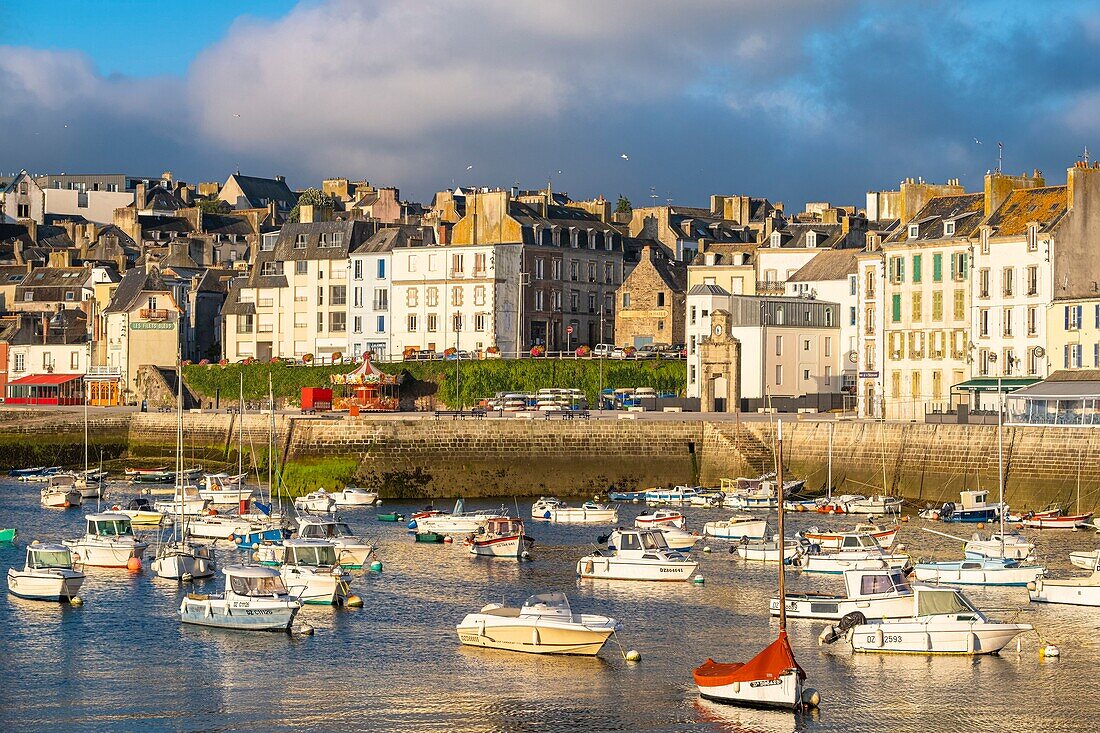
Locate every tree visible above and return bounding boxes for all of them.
[615,195,632,214]
[197,196,231,214]
[288,187,338,223]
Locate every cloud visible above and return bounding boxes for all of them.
[1,0,1100,208]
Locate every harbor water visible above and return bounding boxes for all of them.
[0,483,1097,732]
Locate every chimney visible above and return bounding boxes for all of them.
[40,313,48,345]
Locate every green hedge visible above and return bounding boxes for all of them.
[183,359,686,407]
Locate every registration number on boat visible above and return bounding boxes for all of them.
[749,679,782,688]
[869,634,903,644]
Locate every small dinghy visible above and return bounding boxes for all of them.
[733,536,801,563]
[466,517,534,559]
[702,515,767,541]
[179,565,300,632]
[456,592,620,656]
[7,543,85,602]
[377,512,406,523]
[1030,553,1100,607]
[695,421,818,712]
[634,510,686,530]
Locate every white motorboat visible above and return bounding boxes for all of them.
[723,491,779,511]
[695,421,816,712]
[278,539,352,605]
[296,515,378,568]
[1069,549,1100,570]
[821,584,1033,655]
[634,510,686,530]
[1030,553,1100,607]
[40,474,82,509]
[154,485,210,517]
[74,475,105,499]
[771,568,914,620]
[7,543,85,602]
[110,497,165,527]
[654,525,702,551]
[844,495,903,516]
[415,499,505,535]
[186,513,253,541]
[734,536,802,563]
[797,533,911,575]
[702,515,767,541]
[800,524,899,552]
[918,489,1004,523]
[914,556,1045,587]
[466,517,534,559]
[576,528,699,581]
[332,487,379,507]
[179,565,300,632]
[644,485,703,504]
[456,592,621,655]
[293,489,336,514]
[688,491,724,507]
[964,531,1035,560]
[531,497,618,524]
[198,473,252,505]
[64,513,148,568]
[152,540,217,581]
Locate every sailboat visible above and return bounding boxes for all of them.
[151,358,216,581]
[72,392,104,499]
[916,387,1045,585]
[693,420,818,711]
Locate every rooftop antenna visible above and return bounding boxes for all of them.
[1080,145,1091,165]
[650,187,659,207]
[996,142,1004,173]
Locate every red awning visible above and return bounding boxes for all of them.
[8,373,82,386]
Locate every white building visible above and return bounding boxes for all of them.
[785,248,861,393]
[347,227,430,360]
[389,242,521,357]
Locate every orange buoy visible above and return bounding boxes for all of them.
[126,557,142,572]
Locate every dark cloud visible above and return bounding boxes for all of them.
[1,0,1098,208]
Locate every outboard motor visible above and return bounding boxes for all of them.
[940,502,955,520]
[819,611,867,645]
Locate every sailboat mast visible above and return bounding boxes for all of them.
[998,387,1005,552]
[83,382,89,475]
[826,422,833,501]
[238,373,244,479]
[268,373,274,502]
[777,419,786,631]
[176,354,185,540]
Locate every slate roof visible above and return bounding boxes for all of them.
[201,214,255,236]
[103,267,172,314]
[985,186,1067,237]
[788,248,859,282]
[229,174,298,210]
[635,244,687,294]
[19,267,92,289]
[887,194,984,243]
[688,283,732,296]
[689,243,756,266]
[4,310,88,345]
[352,224,431,254]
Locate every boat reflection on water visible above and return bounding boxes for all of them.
[694,696,814,733]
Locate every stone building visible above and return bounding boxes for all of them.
[218,172,298,217]
[696,309,741,412]
[102,266,180,405]
[614,243,686,348]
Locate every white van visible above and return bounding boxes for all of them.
[593,343,615,357]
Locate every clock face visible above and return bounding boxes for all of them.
[714,325,723,336]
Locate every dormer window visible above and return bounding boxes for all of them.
[1027,224,1039,252]
[908,223,919,238]
[770,232,782,248]
[805,232,817,248]
[944,220,955,236]
[981,227,990,254]
[294,234,306,249]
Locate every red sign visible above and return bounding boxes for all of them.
[567,326,574,334]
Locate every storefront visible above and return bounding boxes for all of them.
[6,374,83,406]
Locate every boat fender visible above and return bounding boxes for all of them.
[941,502,955,520]
[70,596,83,606]
[819,625,840,645]
[874,628,884,647]
[801,689,821,708]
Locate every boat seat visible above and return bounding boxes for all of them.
[482,607,522,617]
[186,593,210,601]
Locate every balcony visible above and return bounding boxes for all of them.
[757,281,785,295]
[140,308,169,321]
[372,301,388,311]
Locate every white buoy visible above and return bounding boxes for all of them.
[703,546,712,553]
[693,574,705,585]
[625,649,641,662]
[70,596,83,606]
[1041,644,1060,658]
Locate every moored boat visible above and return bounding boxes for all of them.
[799,523,899,552]
[110,497,165,526]
[63,513,148,568]
[1019,510,1092,530]
[456,592,621,655]
[770,568,914,620]
[7,543,85,602]
[417,499,506,535]
[332,487,379,507]
[293,489,337,514]
[964,531,1034,560]
[295,515,378,568]
[734,536,802,563]
[531,497,618,524]
[654,525,702,551]
[634,509,686,530]
[1029,553,1100,607]
[844,495,903,516]
[576,528,699,581]
[702,515,767,541]
[797,534,911,575]
[178,565,300,632]
[918,489,1003,523]
[278,539,352,605]
[40,474,82,509]
[0,528,16,544]
[913,557,1046,587]
[466,517,534,559]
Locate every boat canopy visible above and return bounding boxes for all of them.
[27,545,73,569]
[694,630,805,687]
[88,516,134,536]
[916,588,976,617]
[844,569,910,598]
[285,540,339,567]
[615,529,670,551]
[227,569,289,597]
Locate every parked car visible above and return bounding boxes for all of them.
[634,345,660,360]
[610,347,629,359]
[444,350,475,360]
[409,350,440,361]
[662,344,687,359]
[592,343,615,358]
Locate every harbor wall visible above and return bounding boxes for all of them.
[2,409,1099,511]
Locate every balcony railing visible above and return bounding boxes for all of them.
[757,281,785,295]
[140,308,169,321]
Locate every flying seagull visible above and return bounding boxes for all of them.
[233,113,241,118]
[620,153,629,161]
[466,165,474,171]
[973,138,982,145]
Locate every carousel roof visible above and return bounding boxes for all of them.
[330,359,398,385]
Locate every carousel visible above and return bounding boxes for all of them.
[329,357,399,412]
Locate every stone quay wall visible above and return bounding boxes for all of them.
[2,409,1099,510]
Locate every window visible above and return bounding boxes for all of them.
[70,351,79,370]
[979,269,990,298]
[426,287,438,307]
[294,286,307,302]
[979,308,989,337]
[912,254,922,283]
[1003,307,1013,337]
[775,335,783,356]
[319,233,329,248]
[1026,266,1038,296]
[932,253,943,283]
[889,256,905,284]
[1002,268,1014,297]
[908,223,919,238]
[374,289,388,310]
[352,260,363,280]
[825,308,833,327]
[775,306,784,325]
[317,312,324,332]
[294,234,306,249]
[473,285,486,306]
[570,261,579,281]
[656,292,665,307]
[451,253,464,276]
[376,258,387,279]
[981,228,990,254]
[294,313,307,328]
[474,313,486,332]
[951,252,968,281]
[803,339,811,352]
[944,220,955,236]
[865,270,876,298]
[317,287,324,306]
[42,353,51,370]
[331,286,346,306]
[864,307,876,334]
[452,314,462,332]
[570,291,579,312]
[353,316,362,333]
[407,314,417,332]
[588,292,596,313]
[604,262,613,284]
[474,253,486,274]
[65,291,75,302]
[1067,305,1083,330]
[825,337,832,357]
[953,290,965,320]
[803,368,811,381]
[657,320,664,331]
[553,260,563,280]
[891,294,901,323]
[260,262,278,276]
[1028,306,1039,336]
[775,365,783,385]
[353,287,363,308]
[408,254,418,272]
[771,232,782,248]
[535,291,545,311]
[587,262,596,282]
[912,292,922,322]
[13,353,23,372]
[427,314,438,332]
[237,314,254,334]
[376,316,384,333]
[1028,225,1038,252]
[622,292,631,308]
[849,306,856,326]
[295,260,308,275]
[451,286,463,307]
[331,312,346,332]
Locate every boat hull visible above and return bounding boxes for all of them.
[456,621,613,655]
[696,670,804,710]
[769,593,914,620]
[468,534,534,558]
[703,520,767,541]
[849,621,1032,654]
[799,553,911,575]
[1029,578,1100,606]
[912,564,1045,587]
[64,539,147,568]
[152,547,217,580]
[186,517,252,540]
[281,567,350,605]
[7,569,85,601]
[576,555,699,581]
[179,596,299,632]
[533,508,618,524]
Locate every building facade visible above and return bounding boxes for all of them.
[614,243,686,348]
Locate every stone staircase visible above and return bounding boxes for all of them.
[704,422,776,478]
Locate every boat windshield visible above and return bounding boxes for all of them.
[290,545,338,566]
[333,523,354,537]
[641,531,669,550]
[91,519,133,537]
[299,524,325,539]
[522,592,570,613]
[860,573,898,595]
[917,589,976,617]
[230,574,289,597]
[29,549,73,569]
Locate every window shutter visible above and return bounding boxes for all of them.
[961,253,968,277]
[1065,345,1070,368]
[1076,344,1083,367]
[913,254,922,283]
[1078,306,1083,328]
[899,258,905,283]
[1065,306,1070,330]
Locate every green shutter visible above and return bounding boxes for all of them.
[961,253,969,278]
[913,254,922,283]
[933,253,943,282]
[892,293,901,323]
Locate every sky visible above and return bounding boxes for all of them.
[2,0,1100,211]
